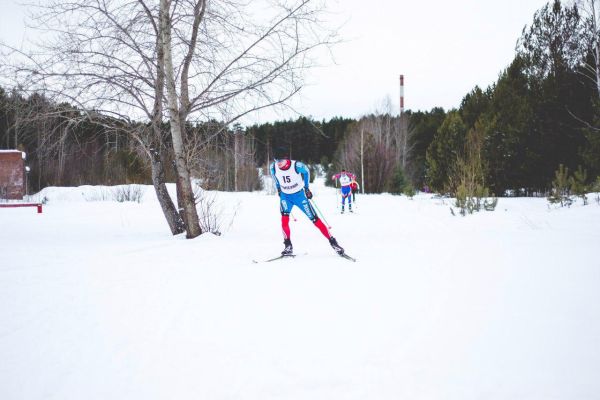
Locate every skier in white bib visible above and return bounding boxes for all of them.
[331,169,357,213]
[270,147,345,256]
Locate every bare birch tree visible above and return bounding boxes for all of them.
[337,114,397,193]
[157,0,337,237]
[335,97,416,193]
[2,0,337,238]
[159,0,202,237]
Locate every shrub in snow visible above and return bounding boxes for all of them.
[453,182,497,216]
[85,188,113,202]
[548,164,573,207]
[403,184,416,199]
[112,185,145,203]
[388,166,415,198]
[193,183,236,236]
[570,166,588,205]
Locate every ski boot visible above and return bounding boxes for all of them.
[281,238,293,256]
[329,236,345,255]
[341,206,345,214]
[349,204,353,213]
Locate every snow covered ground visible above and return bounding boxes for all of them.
[1,178,599,400]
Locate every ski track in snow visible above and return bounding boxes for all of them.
[1,178,600,399]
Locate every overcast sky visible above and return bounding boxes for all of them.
[1,0,551,123]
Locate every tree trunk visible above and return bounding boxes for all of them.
[160,0,202,238]
[360,126,365,194]
[150,148,185,235]
[173,159,185,218]
[234,131,241,191]
[595,26,600,98]
[591,0,600,99]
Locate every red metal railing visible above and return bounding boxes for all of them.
[0,203,43,213]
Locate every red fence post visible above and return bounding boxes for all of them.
[37,204,43,213]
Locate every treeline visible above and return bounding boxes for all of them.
[0,88,146,192]
[246,117,353,166]
[2,0,600,197]
[0,85,355,194]
[0,87,266,193]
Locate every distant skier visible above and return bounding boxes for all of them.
[331,169,356,213]
[350,178,359,202]
[270,147,345,256]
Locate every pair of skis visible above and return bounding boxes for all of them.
[252,251,356,263]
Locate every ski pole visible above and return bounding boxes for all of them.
[310,198,332,229]
[335,178,340,211]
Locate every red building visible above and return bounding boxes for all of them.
[0,150,26,200]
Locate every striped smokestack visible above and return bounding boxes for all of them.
[399,74,405,115]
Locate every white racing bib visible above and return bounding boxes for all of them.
[275,161,305,194]
[339,174,351,186]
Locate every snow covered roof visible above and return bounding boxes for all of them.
[0,150,26,159]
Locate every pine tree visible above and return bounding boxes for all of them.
[449,120,497,215]
[425,111,466,192]
[548,164,573,206]
[570,165,588,205]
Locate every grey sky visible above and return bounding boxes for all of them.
[1,0,551,123]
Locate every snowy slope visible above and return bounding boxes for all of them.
[1,179,599,400]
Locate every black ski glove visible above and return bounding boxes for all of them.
[304,188,313,199]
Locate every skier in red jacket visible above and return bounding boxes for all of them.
[349,179,359,202]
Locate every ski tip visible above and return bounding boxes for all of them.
[340,253,357,262]
[253,253,299,263]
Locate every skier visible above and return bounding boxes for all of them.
[350,178,360,202]
[270,147,345,256]
[331,169,356,213]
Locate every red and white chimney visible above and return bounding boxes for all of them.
[399,74,405,115]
